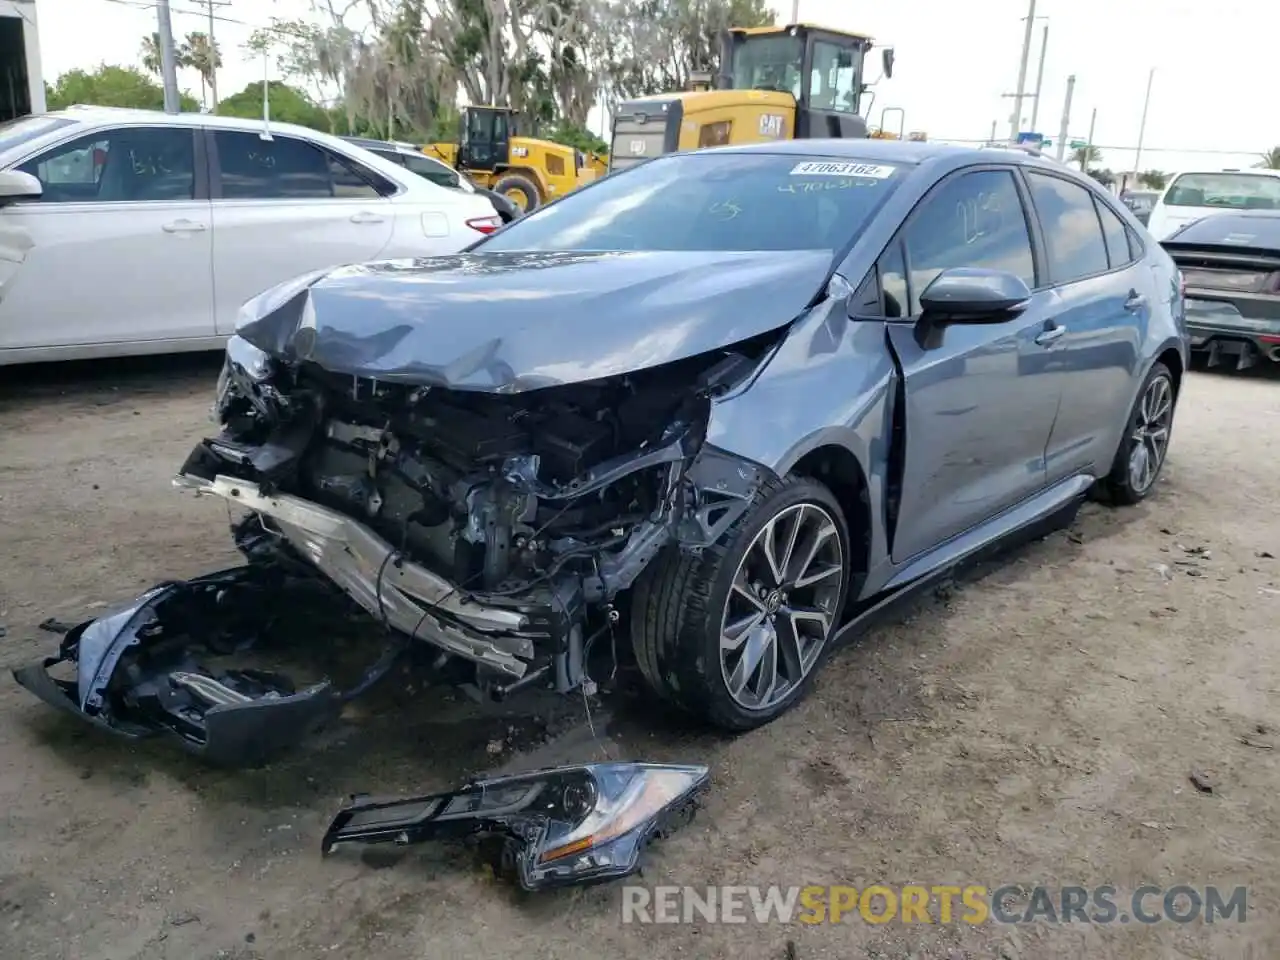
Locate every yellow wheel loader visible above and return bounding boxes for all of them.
[426,106,609,212]
[609,22,897,172]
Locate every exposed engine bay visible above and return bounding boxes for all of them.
[173,332,778,703]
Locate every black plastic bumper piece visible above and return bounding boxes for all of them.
[11,567,343,767]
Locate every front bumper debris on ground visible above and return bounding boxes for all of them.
[322,761,710,890]
[11,562,397,766]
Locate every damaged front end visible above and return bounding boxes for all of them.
[177,328,776,703]
[322,761,709,890]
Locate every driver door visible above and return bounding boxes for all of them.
[0,124,214,353]
[881,167,1063,563]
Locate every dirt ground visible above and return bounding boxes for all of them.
[1,356,1278,960]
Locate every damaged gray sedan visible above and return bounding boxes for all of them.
[17,139,1188,760]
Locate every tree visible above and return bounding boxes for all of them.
[140,32,163,77]
[1256,147,1280,170]
[1071,144,1102,170]
[181,32,223,108]
[1137,170,1168,190]
[602,0,774,103]
[1088,167,1115,188]
[45,64,199,112]
[216,81,332,131]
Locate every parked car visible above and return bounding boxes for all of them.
[0,108,502,365]
[340,136,521,224]
[1161,210,1280,370]
[16,139,1189,760]
[1146,168,1280,240]
[1120,189,1157,226]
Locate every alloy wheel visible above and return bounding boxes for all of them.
[1128,373,1173,494]
[719,502,846,711]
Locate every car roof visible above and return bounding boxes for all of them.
[340,136,425,156]
[50,105,340,139]
[1166,168,1280,179]
[687,137,1081,172]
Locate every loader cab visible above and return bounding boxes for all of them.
[722,24,880,139]
[459,106,511,171]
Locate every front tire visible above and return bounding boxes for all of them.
[631,476,851,731]
[1099,360,1176,505]
[492,173,540,213]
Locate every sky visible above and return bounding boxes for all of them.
[23,0,1278,175]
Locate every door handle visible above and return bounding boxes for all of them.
[1124,290,1148,312]
[162,219,207,234]
[1034,322,1067,346]
[349,212,386,224]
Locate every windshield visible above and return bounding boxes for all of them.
[0,116,76,158]
[477,152,905,253]
[732,35,804,97]
[1164,172,1280,210]
[1167,213,1280,249]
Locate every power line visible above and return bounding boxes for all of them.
[98,0,314,40]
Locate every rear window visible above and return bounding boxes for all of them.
[1163,172,1280,210]
[478,152,906,253]
[0,115,77,156]
[1166,214,1280,250]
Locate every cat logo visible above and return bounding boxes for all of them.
[758,114,785,138]
[511,146,529,158]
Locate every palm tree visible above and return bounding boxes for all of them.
[1256,147,1280,170]
[1138,170,1168,190]
[181,32,222,109]
[140,32,163,77]
[1071,144,1102,172]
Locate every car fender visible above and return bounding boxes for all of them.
[701,295,896,569]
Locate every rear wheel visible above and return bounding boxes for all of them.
[1099,361,1176,505]
[631,477,851,731]
[492,173,540,213]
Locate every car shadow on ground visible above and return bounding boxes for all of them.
[0,352,223,407]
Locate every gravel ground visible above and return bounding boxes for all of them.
[0,356,1277,960]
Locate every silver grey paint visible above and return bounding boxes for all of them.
[233,249,835,392]
[238,141,1189,608]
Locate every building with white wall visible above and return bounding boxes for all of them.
[0,0,45,120]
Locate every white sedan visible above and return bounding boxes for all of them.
[0,107,501,365]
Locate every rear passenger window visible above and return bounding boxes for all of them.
[1026,172,1110,283]
[215,131,390,200]
[1094,197,1133,268]
[1126,226,1144,262]
[903,169,1036,312]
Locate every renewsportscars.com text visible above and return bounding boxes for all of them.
[621,884,1248,925]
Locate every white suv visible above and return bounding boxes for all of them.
[0,108,501,365]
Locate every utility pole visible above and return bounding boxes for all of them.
[989,119,998,145]
[1029,23,1049,133]
[156,0,181,114]
[1082,107,1097,172]
[1132,68,1155,179]
[790,0,800,22]
[1007,0,1037,143]
[1054,74,1074,162]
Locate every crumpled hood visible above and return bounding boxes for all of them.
[234,249,834,392]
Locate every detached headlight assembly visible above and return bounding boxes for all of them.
[320,762,710,891]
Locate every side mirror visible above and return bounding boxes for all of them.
[919,268,1030,321]
[0,169,42,206]
[881,48,896,80]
